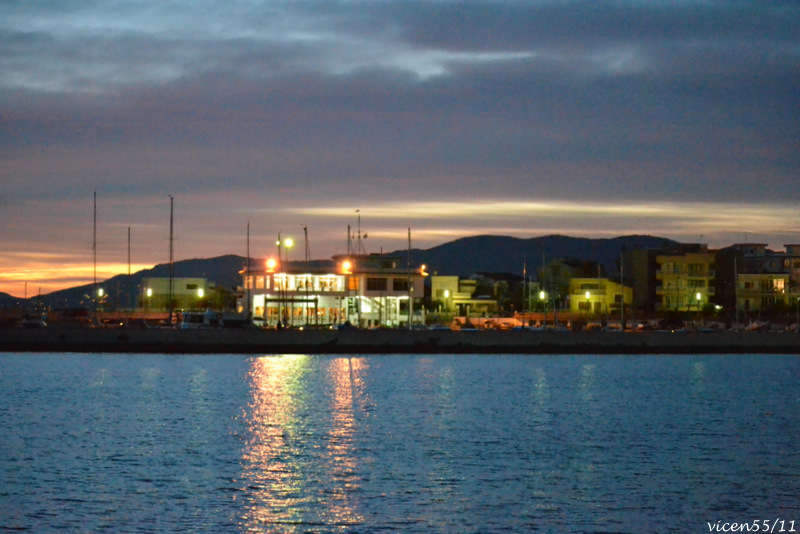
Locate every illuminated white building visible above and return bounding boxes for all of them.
[239,254,427,328]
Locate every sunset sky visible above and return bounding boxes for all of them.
[2,1,798,297]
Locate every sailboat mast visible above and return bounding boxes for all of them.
[407,227,412,330]
[168,195,174,326]
[93,191,97,289]
[246,221,250,319]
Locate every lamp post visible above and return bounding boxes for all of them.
[539,290,547,327]
[696,291,702,324]
[266,258,276,326]
[585,291,591,319]
[341,260,352,325]
[276,235,294,327]
[284,238,294,327]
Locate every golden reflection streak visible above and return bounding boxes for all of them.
[321,357,368,528]
[240,355,309,531]
[239,355,368,531]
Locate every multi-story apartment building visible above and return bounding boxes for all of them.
[655,248,716,312]
[239,254,427,328]
[728,243,800,316]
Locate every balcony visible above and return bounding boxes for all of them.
[656,269,715,278]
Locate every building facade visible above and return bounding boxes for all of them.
[239,254,427,328]
[655,249,716,312]
[568,277,632,318]
[139,277,210,311]
[430,275,499,317]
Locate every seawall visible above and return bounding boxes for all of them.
[1,326,799,354]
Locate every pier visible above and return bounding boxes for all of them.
[1,326,799,354]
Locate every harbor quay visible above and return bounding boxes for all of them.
[1,325,799,354]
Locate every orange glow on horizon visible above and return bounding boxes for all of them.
[0,257,154,297]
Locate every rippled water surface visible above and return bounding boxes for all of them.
[1,353,799,532]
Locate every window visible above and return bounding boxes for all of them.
[688,263,706,274]
[367,278,388,291]
[348,277,359,291]
[393,278,410,291]
[186,284,198,290]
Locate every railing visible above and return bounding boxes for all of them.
[656,269,715,278]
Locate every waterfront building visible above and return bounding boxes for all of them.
[139,277,210,311]
[736,273,791,314]
[430,276,499,317]
[568,277,632,319]
[239,254,427,328]
[727,243,800,317]
[655,247,716,312]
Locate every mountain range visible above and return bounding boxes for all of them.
[2,234,678,309]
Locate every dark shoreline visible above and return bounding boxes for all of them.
[1,326,799,354]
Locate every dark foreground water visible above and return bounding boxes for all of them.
[1,353,798,533]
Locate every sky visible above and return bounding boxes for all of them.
[1,0,798,297]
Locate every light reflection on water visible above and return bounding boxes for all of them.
[240,355,369,531]
[1,353,799,533]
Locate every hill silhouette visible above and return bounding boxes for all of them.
[19,234,679,308]
[405,234,678,276]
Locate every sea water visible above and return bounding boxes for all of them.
[1,353,798,533]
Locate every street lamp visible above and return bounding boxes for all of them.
[585,291,591,317]
[539,290,547,327]
[341,259,353,325]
